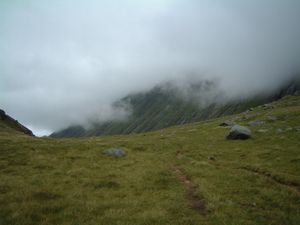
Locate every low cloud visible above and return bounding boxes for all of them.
[0,0,299,135]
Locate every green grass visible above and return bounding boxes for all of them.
[0,95,300,225]
[51,84,276,138]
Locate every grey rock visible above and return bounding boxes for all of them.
[102,149,126,157]
[263,104,274,109]
[219,120,235,127]
[277,128,283,133]
[227,125,252,140]
[267,115,277,122]
[208,156,216,161]
[241,115,251,121]
[248,121,265,126]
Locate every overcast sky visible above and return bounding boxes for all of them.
[1,0,300,136]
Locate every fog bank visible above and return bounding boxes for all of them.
[0,0,299,135]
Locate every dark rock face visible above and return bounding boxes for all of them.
[102,149,126,157]
[219,120,235,127]
[0,109,34,136]
[227,125,251,140]
[0,109,6,119]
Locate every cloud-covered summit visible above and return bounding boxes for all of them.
[0,0,299,135]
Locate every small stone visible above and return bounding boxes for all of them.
[263,104,274,109]
[267,115,277,122]
[258,129,268,133]
[241,115,251,120]
[102,149,126,157]
[248,121,265,126]
[219,120,235,127]
[208,156,216,161]
[277,128,283,133]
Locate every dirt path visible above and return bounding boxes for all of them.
[240,166,300,196]
[171,164,206,214]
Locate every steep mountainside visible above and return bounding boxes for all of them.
[51,78,300,138]
[0,109,34,136]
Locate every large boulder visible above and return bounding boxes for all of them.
[227,125,251,140]
[102,149,126,157]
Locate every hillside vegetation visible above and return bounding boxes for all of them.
[50,78,300,138]
[0,110,34,136]
[0,95,300,225]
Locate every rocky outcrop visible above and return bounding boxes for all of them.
[0,109,5,119]
[0,109,34,136]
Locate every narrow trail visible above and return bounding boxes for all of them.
[240,166,300,196]
[176,147,300,198]
[171,164,206,214]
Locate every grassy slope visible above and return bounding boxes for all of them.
[51,78,300,138]
[51,88,276,138]
[0,111,33,137]
[0,95,300,225]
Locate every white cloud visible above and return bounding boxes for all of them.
[0,0,299,135]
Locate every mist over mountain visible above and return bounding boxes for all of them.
[50,77,300,138]
[0,0,300,135]
[1,2,300,222]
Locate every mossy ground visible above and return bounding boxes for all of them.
[0,95,300,225]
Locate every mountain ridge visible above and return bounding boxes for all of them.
[0,109,34,136]
[50,77,300,138]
